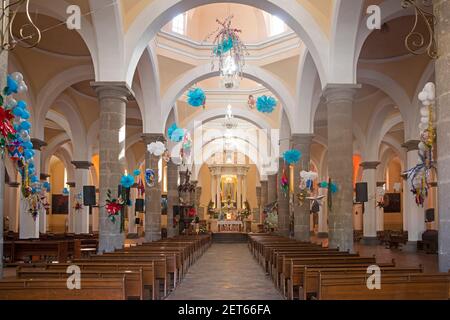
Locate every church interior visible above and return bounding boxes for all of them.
[0,0,449,301]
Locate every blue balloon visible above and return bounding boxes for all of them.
[19,121,31,131]
[28,167,35,175]
[12,107,23,117]
[5,75,18,96]
[16,100,27,109]
[30,175,39,183]
[21,110,30,120]
[22,141,33,150]
[24,149,35,160]
[28,162,35,169]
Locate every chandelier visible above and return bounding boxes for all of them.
[206,15,248,89]
[0,0,42,52]
[222,104,238,130]
[401,0,437,59]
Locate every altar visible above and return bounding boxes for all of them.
[217,220,243,232]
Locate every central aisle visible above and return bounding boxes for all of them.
[167,243,284,300]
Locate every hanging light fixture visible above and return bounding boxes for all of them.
[222,104,238,130]
[205,15,249,89]
[401,0,437,59]
[0,0,42,52]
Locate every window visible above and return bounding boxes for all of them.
[269,14,286,37]
[172,13,186,35]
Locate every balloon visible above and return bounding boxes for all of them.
[19,121,31,131]
[420,107,429,117]
[21,110,30,120]
[28,167,35,175]
[11,72,23,83]
[16,101,27,109]
[5,98,17,110]
[20,130,30,141]
[22,141,33,150]
[12,107,23,117]
[6,75,18,95]
[18,83,28,93]
[30,175,39,183]
[24,149,35,160]
[421,116,429,124]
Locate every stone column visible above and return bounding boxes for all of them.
[67,182,76,233]
[435,0,450,272]
[92,82,131,253]
[360,161,380,245]
[216,174,222,210]
[242,175,248,206]
[277,157,290,237]
[260,179,268,224]
[142,134,164,242]
[267,173,277,204]
[6,182,20,232]
[292,134,314,242]
[167,160,178,238]
[211,175,216,208]
[195,186,202,218]
[324,86,358,252]
[402,140,425,251]
[127,186,138,236]
[255,186,261,223]
[237,175,242,209]
[32,138,47,234]
[317,187,329,238]
[376,183,385,232]
[71,161,92,234]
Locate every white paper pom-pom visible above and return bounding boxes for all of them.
[147,141,166,156]
[420,107,429,117]
[421,116,429,124]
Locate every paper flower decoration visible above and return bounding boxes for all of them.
[147,141,166,157]
[133,169,141,176]
[120,174,135,189]
[187,88,206,108]
[300,171,318,181]
[283,149,302,165]
[167,123,178,138]
[256,95,277,114]
[319,181,338,193]
[171,128,185,143]
[62,188,70,196]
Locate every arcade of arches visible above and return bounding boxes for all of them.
[0,0,450,300]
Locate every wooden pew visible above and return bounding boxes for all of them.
[3,240,70,263]
[317,273,450,300]
[0,278,126,300]
[16,268,144,300]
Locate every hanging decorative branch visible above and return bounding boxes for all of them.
[401,0,437,59]
[404,82,436,207]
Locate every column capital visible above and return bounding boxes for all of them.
[323,84,361,104]
[141,133,166,145]
[360,161,381,170]
[291,133,314,145]
[402,140,420,152]
[8,182,20,188]
[377,181,386,187]
[66,182,76,188]
[31,138,47,151]
[91,81,133,103]
[40,173,50,180]
[71,161,93,170]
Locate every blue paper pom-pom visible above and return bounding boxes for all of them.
[120,175,135,189]
[168,123,178,139]
[283,149,302,165]
[330,183,338,194]
[171,128,185,143]
[133,169,141,177]
[256,95,277,114]
[213,37,234,56]
[187,88,206,107]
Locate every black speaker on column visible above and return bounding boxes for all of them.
[355,182,368,203]
[135,199,145,212]
[83,186,96,206]
[425,208,435,222]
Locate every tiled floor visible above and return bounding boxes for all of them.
[166,243,284,300]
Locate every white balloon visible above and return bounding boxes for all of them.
[11,72,23,82]
[18,82,28,93]
[5,98,17,110]
[421,116,429,124]
[418,91,428,102]
[422,100,432,106]
[420,107,429,117]
[171,157,182,165]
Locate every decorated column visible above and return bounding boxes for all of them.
[6,182,20,232]
[167,160,178,238]
[292,134,314,242]
[71,161,92,234]
[277,157,290,237]
[317,186,328,238]
[142,133,164,242]
[92,82,131,253]
[267,173,277,204]
[402,140,425,251]
[324,86,358,252]
[0,43,7,279]
[435,0,450,271]
[376,183,385,232]
[360,161,380,244]
[31,138,47,234]
[127,186,138,236]
[66,182,76,233]
[255,185,261,223]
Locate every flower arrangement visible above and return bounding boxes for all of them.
[256,95,277,114]
[105,189,125,223]
[187,87,206,108]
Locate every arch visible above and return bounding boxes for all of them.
[86,119,100,160]
[42,133,71,174]
[123,0,328,86]
[161,63,300,133]
[53,147,75,182]
[34,65,95,139]
[46,110,73,141]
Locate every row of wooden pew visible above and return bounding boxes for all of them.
[0,234,211,300]
[248,233,450,300]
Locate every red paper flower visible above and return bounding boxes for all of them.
[0,108,15,138]
[188,208,197,217]
[106,202,122,215]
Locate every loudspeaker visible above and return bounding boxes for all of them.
[135,199,145,212]
[425,208,435,223]
[135,217,141,225]
[83,186,96,206]
[355,183,368,203]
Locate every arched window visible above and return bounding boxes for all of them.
[172,13,186,35]
[268,14,286,37]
